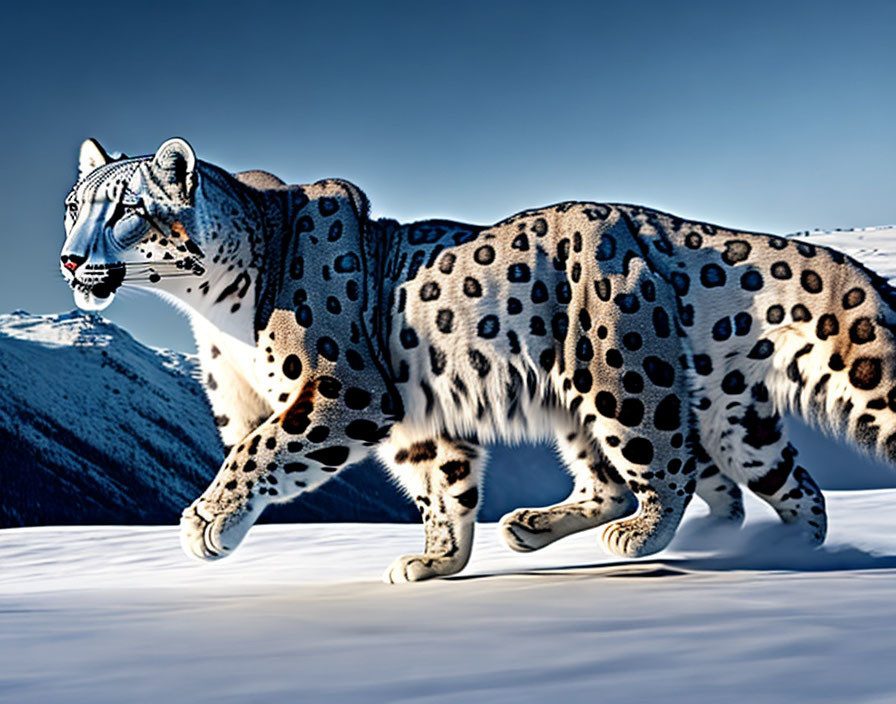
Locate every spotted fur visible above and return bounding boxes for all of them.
[62,137,896,582]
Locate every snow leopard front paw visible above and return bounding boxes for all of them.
[602,514,676,558]
[499,510,554,552]
[383,554,466,583]
[179,500,255,562]
[500,493,639,553]
[180,502,228,561]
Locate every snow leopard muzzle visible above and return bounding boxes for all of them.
[70,263,126,300]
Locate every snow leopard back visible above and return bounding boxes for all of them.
[380,201,896,471]
[379,203,687,447]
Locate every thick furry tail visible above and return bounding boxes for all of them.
[767,243,896,464]
[614,203,896,468]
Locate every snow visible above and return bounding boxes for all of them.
[2,490,896,703]
[792,225,896,282]
[4,225,896,703]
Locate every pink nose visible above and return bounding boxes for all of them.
[60,254,85,271]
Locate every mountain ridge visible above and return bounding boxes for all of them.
[0,310,419,526]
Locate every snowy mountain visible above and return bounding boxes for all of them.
[0,311,417,526]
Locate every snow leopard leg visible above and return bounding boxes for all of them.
[695,465,746,524]
[500,424,637,552]
[700,393,826,544]
[559,254,696,558]
[591,382,696,559]
[597,434,695,559]
[746,441,827,544]
[692,435,745,524]
[180,377,382,560]
[380,426,484,583]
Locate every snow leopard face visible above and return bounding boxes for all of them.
[61,138,206,311]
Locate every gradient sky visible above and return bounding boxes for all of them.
[1,0,894,352]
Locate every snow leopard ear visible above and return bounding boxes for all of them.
[79,138,110,179]
[150,137,197,204]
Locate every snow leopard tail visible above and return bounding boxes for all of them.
[763,243,896,464]
[617,204,896,465]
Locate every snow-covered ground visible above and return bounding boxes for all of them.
[792,225,896,281]
[3,490,896,703]
[4,225,896,703]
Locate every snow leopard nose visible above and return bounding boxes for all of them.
[60,254,85,271]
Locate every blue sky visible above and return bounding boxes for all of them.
[1,0,894,352]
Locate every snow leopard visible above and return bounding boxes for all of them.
[61,137,896,582]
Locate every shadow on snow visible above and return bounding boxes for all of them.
[451,519,896,581]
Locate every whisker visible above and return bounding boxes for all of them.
[124,266,204,275]
[124,263,197,271]
[123,274,198,283]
